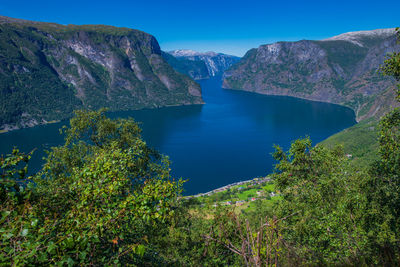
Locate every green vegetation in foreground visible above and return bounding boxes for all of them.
[0,109,184,266]
[1,27,400,267]
[1,101,400,265]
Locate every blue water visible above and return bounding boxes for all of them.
[0,76,356,195]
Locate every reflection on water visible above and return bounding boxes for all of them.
[0,76,356,195]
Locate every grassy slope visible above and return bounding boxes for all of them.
[320,117,380,167]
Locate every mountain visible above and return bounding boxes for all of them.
[161,51,210,80]
[0,16,203,132]
[164,50,240,79]
[223,28,400,121]
[322,28,395,46]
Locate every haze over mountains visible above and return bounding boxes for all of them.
[223,28,399,121]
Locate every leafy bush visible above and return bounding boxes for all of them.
[273,138,369,265]
[0,109,182,265]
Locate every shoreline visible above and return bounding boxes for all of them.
[222,87,360,122]
[0,120,61,134]
[0,103,206,134]
[186,176,271,198]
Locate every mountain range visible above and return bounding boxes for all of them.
[0,16,203,131]
[223,28,400,121]
[164,50,240,80]
[1,15,398,137]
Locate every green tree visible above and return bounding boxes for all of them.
[380,27,400,100]
[0,149,38,266]
[272,138,368,265]
[361,26,400,264]
[0,109,183,266]
[361,109,400,264]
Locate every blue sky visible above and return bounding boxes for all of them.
[1,0,399,56]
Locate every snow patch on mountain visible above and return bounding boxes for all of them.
[169,49,219,57]
[322,28,396,47]
[167,50,240,77]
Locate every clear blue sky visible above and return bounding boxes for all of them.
[1,0,399,56]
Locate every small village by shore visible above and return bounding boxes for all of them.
[184,176,279,210]
[188,176,272,198]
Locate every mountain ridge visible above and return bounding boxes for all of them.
[223,28,400,121]
[164,50,240,79]
[0,15,203,131]
[322,28,396,47]
[168,49,220,57]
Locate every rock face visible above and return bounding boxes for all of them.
[165,50,240,79]
[0,16,203,131]
[223,28,400,121]
[161,51,210,80]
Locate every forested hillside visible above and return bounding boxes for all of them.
[0,16,203,132]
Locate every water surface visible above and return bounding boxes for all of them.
[0,77,356,195]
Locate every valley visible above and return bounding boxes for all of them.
[1,7,399,265]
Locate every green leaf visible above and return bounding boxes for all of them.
[3,233,13,239]
[31,219,39,227]
[67,257,74,267]
[21,229,29,237]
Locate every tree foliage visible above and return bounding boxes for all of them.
[272,139,368,265]
[205,211,285,267]
[380,27,400,100]
[0,109,182,266]
[268,27,400,265]
[1,27,400,266]
[362,28,400,263]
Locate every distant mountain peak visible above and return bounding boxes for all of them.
[164,49,240,78]
[322,28,396,47]
[168,49,224,57]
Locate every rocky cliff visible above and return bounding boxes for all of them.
[0,16,203,131]
[223,28,400,121]
[165,50,240,79]
[161,51,210,80]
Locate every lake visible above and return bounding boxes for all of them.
[0,76,356,195]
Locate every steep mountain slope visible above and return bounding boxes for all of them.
[323,28,395,46]
[161,51,210,80]
[165,50,240,79]
[223,28,400,121]
[0,16,203,131]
